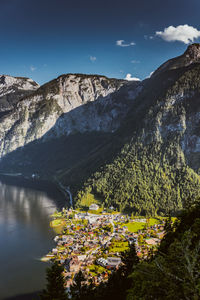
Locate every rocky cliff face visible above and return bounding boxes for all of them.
[0,75,39,112]
[0,74,141,158]
[140,48,200,170]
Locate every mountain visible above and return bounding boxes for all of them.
[0,73,141,178]
[152,43,200,77]
[0,75,39,113]
[1,45,200,215]
[74,44,200,214]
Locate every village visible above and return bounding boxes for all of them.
[43,203,166,287]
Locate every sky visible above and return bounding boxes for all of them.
[0,0,200,85]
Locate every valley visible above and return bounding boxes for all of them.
[1,45,200,216]
[0,42,200,300]
[1,1,200,299]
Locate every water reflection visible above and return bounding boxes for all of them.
[0,180,65,300]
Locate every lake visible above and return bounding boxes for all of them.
[0,177,65,300]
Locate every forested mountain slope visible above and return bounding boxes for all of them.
[74,44,200,214]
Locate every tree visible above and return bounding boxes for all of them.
[121,242,139,275]
[40,262,68,300]
[70,270,88,300]
[97,243,139,300]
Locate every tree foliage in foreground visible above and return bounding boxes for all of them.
[40,262,68,300]
[128,205,200,300]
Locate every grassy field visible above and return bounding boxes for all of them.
[124,218,161,233]
[124,222,145,232]
[50,219,66,234]
[108,241,129,253]
[89,264,106,277]
[147,218,161,226]
[50,219,65,227]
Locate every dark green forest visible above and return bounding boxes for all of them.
[75,141,200,215]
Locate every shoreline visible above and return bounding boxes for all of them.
[0,172,69,203]
[53,178,73,208]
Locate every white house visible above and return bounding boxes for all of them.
[89,203,99,211]
[107,257,121,267]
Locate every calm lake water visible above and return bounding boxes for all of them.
[0,177,65,300]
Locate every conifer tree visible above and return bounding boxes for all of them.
[40,262,68,300]
[70,270,87,300]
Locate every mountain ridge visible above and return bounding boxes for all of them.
[153,43,200,77]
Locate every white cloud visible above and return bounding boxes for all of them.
[156,25,200,44]
[30,66,36,71]
[125,73,140,81]
[116,40,135,47]
[90,56,96,62]
[131,60,140,64]
[144,35,154,40]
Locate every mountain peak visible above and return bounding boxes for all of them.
[0,75,40,112]
[152,43,200,77]
[0,74,39,90]
[184,43,200,60]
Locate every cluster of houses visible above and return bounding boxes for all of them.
[45,207,165,287]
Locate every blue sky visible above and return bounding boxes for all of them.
[1,0,200,85]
